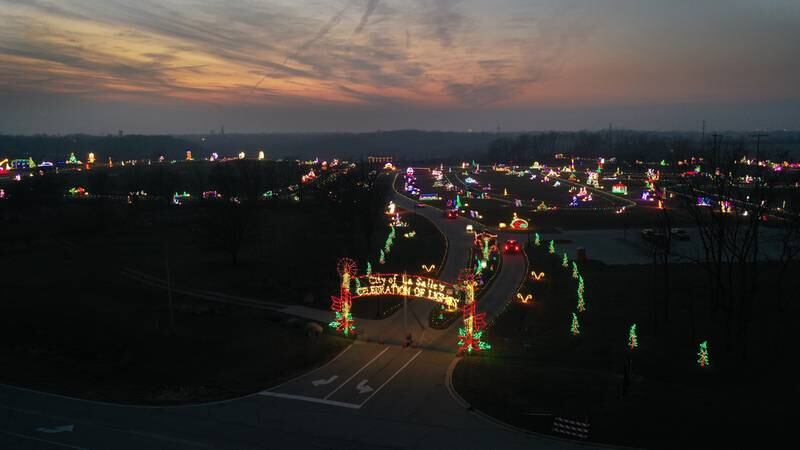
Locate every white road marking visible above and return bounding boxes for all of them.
[324,346,389,400]
[265,344,352,393]
[311,375,338,387]
[37,424,74,433]
[359,350,423,408]
[355,380,373,394]
[0,429,87,449]
[257,392,361,409]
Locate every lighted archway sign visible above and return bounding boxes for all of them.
[352,273,459,311]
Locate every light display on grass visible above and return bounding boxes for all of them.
[571,312,580,336]
[697,341,710,368]
[572,262,579,279]
[577,289,586,312]
[534,233,541,246]
[628,324,638,350]
[548,240,556,254]
[530,271,545,281]
[516,293,532,304]
[458,270,490,354]
[383,225,396,254]
[68,186,88,197]
[562,253,569,268]
[66,152,81,165]
[185,150,193,161]
[171,191,191,205]
[87,152,96,164]
[329,258,357,336]
[612,183,628,195]
[366,262,372,275]
[258,150,265,160]
[510,213,529,230]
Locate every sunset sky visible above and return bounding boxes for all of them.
[1,0,798,134]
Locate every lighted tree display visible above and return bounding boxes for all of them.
[366,262,372,276]
[330,258,357,336]
[697,341,710,368]
[549,240,555,254]
[534,233,541,246]
[571,312,580,335]
[458,270,490,354]
[572,261,579,279]
[379,249,386,264]
[628,324,638,349]
[562,253,569,268]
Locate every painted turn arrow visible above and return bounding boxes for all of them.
[356,379,373,394]
[312,375,339,387]
[36,425,74,433]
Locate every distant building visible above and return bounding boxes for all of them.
[367,155,393,164]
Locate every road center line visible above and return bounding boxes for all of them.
[359,350,423,408]
[324,346,389,400]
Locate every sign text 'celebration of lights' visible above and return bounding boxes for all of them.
[353,274,458,311]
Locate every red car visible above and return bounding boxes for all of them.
[444,209,458,219]
[503,239,521,254]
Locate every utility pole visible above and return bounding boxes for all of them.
[701,120,706,152]
[751,133,768,162]
[165,240,175,332]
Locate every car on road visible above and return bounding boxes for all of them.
[444,209,458,219]
[671,228,690,240]
[641,228,668,247]
[503,239,521,254]
[415,202,426,208]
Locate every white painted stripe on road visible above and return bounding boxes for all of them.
[359,350,423,408]
[257,392,361,409]
[265,344,352,392]
[0,429,88,449]
[324,346,389,400]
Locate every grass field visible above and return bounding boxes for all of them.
[351,206,447,319]
[453,243,799,449]
[0,243,349,404]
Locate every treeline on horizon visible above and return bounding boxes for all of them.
[2,130,799,163]
[486,130,800,164]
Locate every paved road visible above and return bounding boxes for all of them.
[0,183,601,450]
